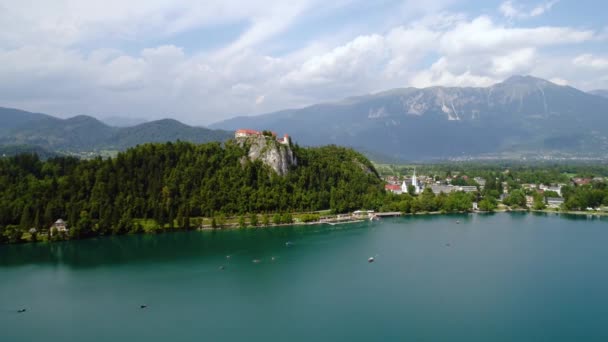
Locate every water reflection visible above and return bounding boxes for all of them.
[0,222,373,268]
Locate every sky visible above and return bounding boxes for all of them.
[0,0,607,125]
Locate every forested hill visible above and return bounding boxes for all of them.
[0,107,232,151]
[0,141,383,242]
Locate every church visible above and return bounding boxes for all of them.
[400,169,422,195]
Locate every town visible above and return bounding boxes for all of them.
[381,168,607,213]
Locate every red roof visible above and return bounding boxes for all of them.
[385,184,401,191]
[236,129,260,135]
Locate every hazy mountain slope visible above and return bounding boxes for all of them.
[0,144,59,159]
[0,107,54,135]
[0,109,232,152]
[0,115,118,150]
[109,119,232,149]
[211,76,608,160]
[590,90,608,99]
[101,116,148,127]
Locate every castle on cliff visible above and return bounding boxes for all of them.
[235,129,290,145]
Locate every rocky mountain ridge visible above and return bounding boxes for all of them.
[211,76,608,160]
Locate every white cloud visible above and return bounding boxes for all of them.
[573,54,608,70]
[500,1,558,20]
[439,16,593,55]
[549,77,568,86]
[410,57,496,88]
[491,48,536,75]
[0,1,605,124]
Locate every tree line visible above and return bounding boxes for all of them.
[0,141,384,243]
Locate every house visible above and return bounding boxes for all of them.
[525,196,534,207]
[457,186,478,193]
[430,184,455,194]
[539,184,562,196]
[522,184,537,190]
[572,177,592,186]
[472,202,479,210]
[353,210,375,219]
[473,177,486,187]
[50,219,68,235]
[546,197,564,208]
[385,184,403,194]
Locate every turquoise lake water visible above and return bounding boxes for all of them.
[1,213,608,341]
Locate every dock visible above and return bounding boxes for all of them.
[375,212,402,217]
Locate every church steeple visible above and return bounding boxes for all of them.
[412,168,421,194]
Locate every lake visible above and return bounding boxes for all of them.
[1,213,608,341]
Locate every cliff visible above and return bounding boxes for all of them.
[236,135,297,176]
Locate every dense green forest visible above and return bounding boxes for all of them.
[0,141,385,243]
[2,141,608,245]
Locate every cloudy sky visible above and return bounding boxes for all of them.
[0,0,606,125]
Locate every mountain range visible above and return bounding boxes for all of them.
[0,107,232,152]
[2,75,608,161]
[211,76,608,160]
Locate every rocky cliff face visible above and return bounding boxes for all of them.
[236,135,296,176]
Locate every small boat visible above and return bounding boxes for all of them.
[17,309,26,313]
[252,259,261,263]
[456,220,460,224]
[271,256,276,262]
[218,265,226,270]
[369,214,380,221]
[226,255,231,260]
[140,305,147,309]
[285,241,294,247]
[368,257,375,263]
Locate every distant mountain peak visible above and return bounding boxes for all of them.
[499,75,552,86]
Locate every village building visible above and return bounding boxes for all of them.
[430,184,454,194]
[50,219,68,235]
[473,177,486,187]
[429,184,478,195]
[539,184,563,196]
[572,177,592,186]
[522,184,538,190]
[546,197,565,208]
[384,171,422,195]
[385,184,403,194]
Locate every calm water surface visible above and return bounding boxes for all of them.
[1,213,608,341]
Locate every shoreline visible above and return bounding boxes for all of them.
[197,208,606,231]
[4,209,606,246]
